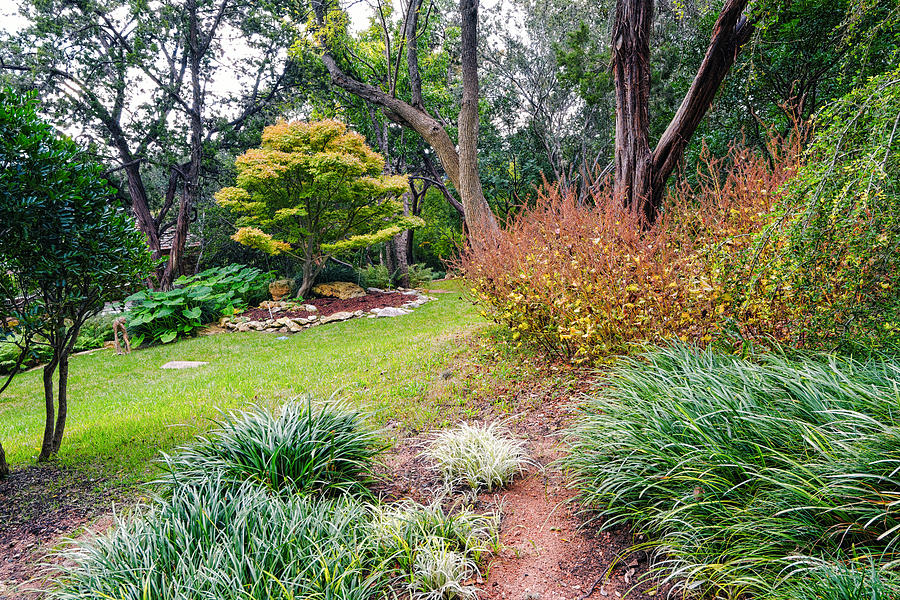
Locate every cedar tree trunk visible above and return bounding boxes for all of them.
[614,0,754,223]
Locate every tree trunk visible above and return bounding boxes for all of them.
[648,0,754,212]
[161,0,204,290]
[311,0,498,243]
[612,0,653,216]
[457,0,495,244]
[38,358,58,462]
[613,0,754,223]
[0,441,8,479]
[50,354,69,454]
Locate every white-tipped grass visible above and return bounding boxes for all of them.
[412,537,479,600]
[159,396,387,496]
[51,476,383,600]
[565,345,900,599]
[52,402,501,600]
[428,422,531,491]
[369,498,498,599]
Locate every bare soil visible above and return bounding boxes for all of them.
[376,377,664,600]
[240,291,413,321]
[0,466,122,599]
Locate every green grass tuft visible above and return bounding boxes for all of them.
[565,344,900,598]
[159,397,386,496]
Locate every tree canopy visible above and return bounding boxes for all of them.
[216,119,421,296]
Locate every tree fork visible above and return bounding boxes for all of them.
[613,0,754,223]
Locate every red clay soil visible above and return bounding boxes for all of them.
[377,386,665,600]
[240,291,413,321]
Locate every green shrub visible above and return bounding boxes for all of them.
[357,263,393,289]
[53,477,384,600]
[565,345,900,597]
[160,398,386,496]
[127,264,272,344]
[729,67,900,354]
[407,263,436,288]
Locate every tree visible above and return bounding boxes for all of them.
[0,89,155,462]
[304,0,499,243]
[0,0,300,288]
[215,119,421,296]
[613,0,754,222]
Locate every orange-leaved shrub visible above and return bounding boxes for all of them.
[462,141,800,362]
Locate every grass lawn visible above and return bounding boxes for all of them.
[0,281,487,483]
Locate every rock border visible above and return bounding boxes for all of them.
[221,289,435,334]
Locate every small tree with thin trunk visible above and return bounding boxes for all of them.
[0,89,154,463]
[216,119,421,297]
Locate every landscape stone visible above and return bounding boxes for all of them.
[371,306,412,318]
[304,304,318,312]
[161,360,208,369]
[311,281,365,300]
[319,311,354,324]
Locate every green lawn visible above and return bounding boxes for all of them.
[0,281,486,483]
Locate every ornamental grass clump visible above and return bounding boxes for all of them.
[369,499,498,600]
[428,422,530,491]
[565,345,900,598]
[161,397,386,496]
[52,476,383,600]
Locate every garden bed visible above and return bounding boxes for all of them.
[224,290,433,333]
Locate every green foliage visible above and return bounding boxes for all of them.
[414,188,464,269]
[127,264,272,344]
[216,119,422,294]
[160,399,385,496]
[53,477,384,600]
[407,264,437,288]
[565,345,900,598]
[0,88,154,332]
[731,68,900,353]
[357,263,393,289]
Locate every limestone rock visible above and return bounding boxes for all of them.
[304,304,318,312]
[319,311,354,324]
[161,360,208,369]
[269,279,293,301]
[312,281,365,300]
[371,306,412,318]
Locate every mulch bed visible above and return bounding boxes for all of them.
[0,466,122,598]
[239,291,413,321]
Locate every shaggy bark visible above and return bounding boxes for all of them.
[612,0,653,213]
[613,0,754,222]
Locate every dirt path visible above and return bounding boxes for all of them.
[377,381,663,600]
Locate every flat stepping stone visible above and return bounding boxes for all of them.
[161,360,209,369]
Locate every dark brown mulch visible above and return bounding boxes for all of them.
[0,465,121,598]
[240,291,414,321]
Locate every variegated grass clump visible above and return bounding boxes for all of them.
[159,396,386,496]
[369,498,498,600]
[51,476,382,600]
[428,422,531,491]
